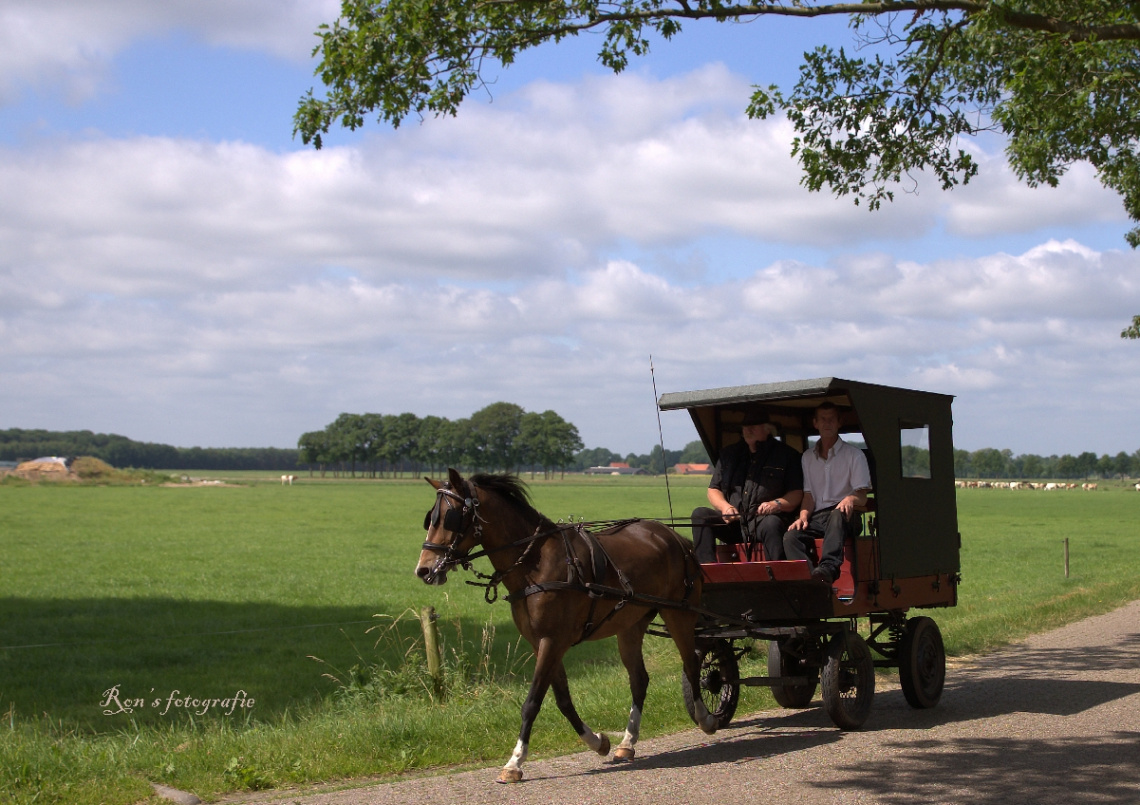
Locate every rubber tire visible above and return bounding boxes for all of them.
[768,639,817,709]
[821,631,875,730]
[898,616,946,709]
[686,639,739,729]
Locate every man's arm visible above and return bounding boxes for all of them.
[835,488,868,519]
[758,488,803,517]
[788,491,815,530]
[836,446,873,518]
[707,486,739,521]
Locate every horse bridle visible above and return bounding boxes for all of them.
[421,481,554,599]
[421,484,483,581]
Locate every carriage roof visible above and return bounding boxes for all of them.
[657,376,953,413]
[659,377,959,579]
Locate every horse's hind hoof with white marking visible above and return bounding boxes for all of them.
[612,746,635,762]
[593,733,611,756]
[497,768,523,784]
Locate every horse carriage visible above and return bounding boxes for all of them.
[657,377,960,731]
[416,377,960,782]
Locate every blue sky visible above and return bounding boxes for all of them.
[2,1,1138,457]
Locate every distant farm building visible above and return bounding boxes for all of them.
[673,463,711,475]
[584,462,648,476]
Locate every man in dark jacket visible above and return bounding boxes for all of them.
[690,411,804,563]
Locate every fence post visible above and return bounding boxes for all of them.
[420,606,442,689]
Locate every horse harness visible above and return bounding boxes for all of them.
[421,482,700,645]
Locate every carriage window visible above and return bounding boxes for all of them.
[806,432,866,452]
[900,423,931,479]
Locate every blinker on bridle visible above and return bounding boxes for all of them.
[421,485,481,582]
[423,486,472,536]
[419,480,546,603]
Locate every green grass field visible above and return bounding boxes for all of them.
[1,476,1138,804]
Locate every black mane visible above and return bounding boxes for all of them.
[468,473,543,521]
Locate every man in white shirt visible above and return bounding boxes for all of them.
[783,401,873,584]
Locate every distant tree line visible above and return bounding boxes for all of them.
[576,441,711,474]
[7,425,1133,482]
[954,448,1140,480]
[0,429,301,471]
[297,403,586,478]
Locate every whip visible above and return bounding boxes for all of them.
[649,355,674,521]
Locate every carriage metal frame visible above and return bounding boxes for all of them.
[657,377,961,730]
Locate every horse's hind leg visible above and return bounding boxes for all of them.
[613,616,652,761]
[550,661,611,758]
[660,608,718,735]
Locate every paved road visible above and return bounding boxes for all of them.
[234,601,1140,805]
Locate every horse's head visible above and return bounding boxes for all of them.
[416,467,482,585]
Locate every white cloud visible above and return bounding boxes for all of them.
[4,65,1133,299]
[0,67,921,310]
[3,241,1139,454]
[2,67,1139,456]
[0,0,337,103]
[942,160,1127,237]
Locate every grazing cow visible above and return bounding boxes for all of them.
[1044,483,1058,491]
[1135,483,1140,492]
[281,475,296,485]
[1082,483,1098,491]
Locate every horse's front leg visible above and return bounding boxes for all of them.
[500,637,576,783]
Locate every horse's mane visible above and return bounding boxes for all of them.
[468,473,546,523]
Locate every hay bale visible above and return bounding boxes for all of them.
[11,456,76,482]
[16,458,71,475]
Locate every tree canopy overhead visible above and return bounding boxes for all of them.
[295,1,1140,334]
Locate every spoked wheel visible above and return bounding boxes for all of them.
[768,639,818,709]
[687,639,739,729]
[898,616,946,709]
[821,630,875,730]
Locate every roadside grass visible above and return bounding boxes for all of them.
[1,479,1137,803]
[939,486,1140,655]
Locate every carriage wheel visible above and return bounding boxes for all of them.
[687,639,739,729]
[768,639,817,709]
[898,616,946,709]
[821,630,875,730]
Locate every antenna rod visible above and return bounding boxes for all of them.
[650,355,674,520]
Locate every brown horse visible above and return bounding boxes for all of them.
[415,468,718,783]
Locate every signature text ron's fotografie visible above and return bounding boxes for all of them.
[100,685,255,716]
